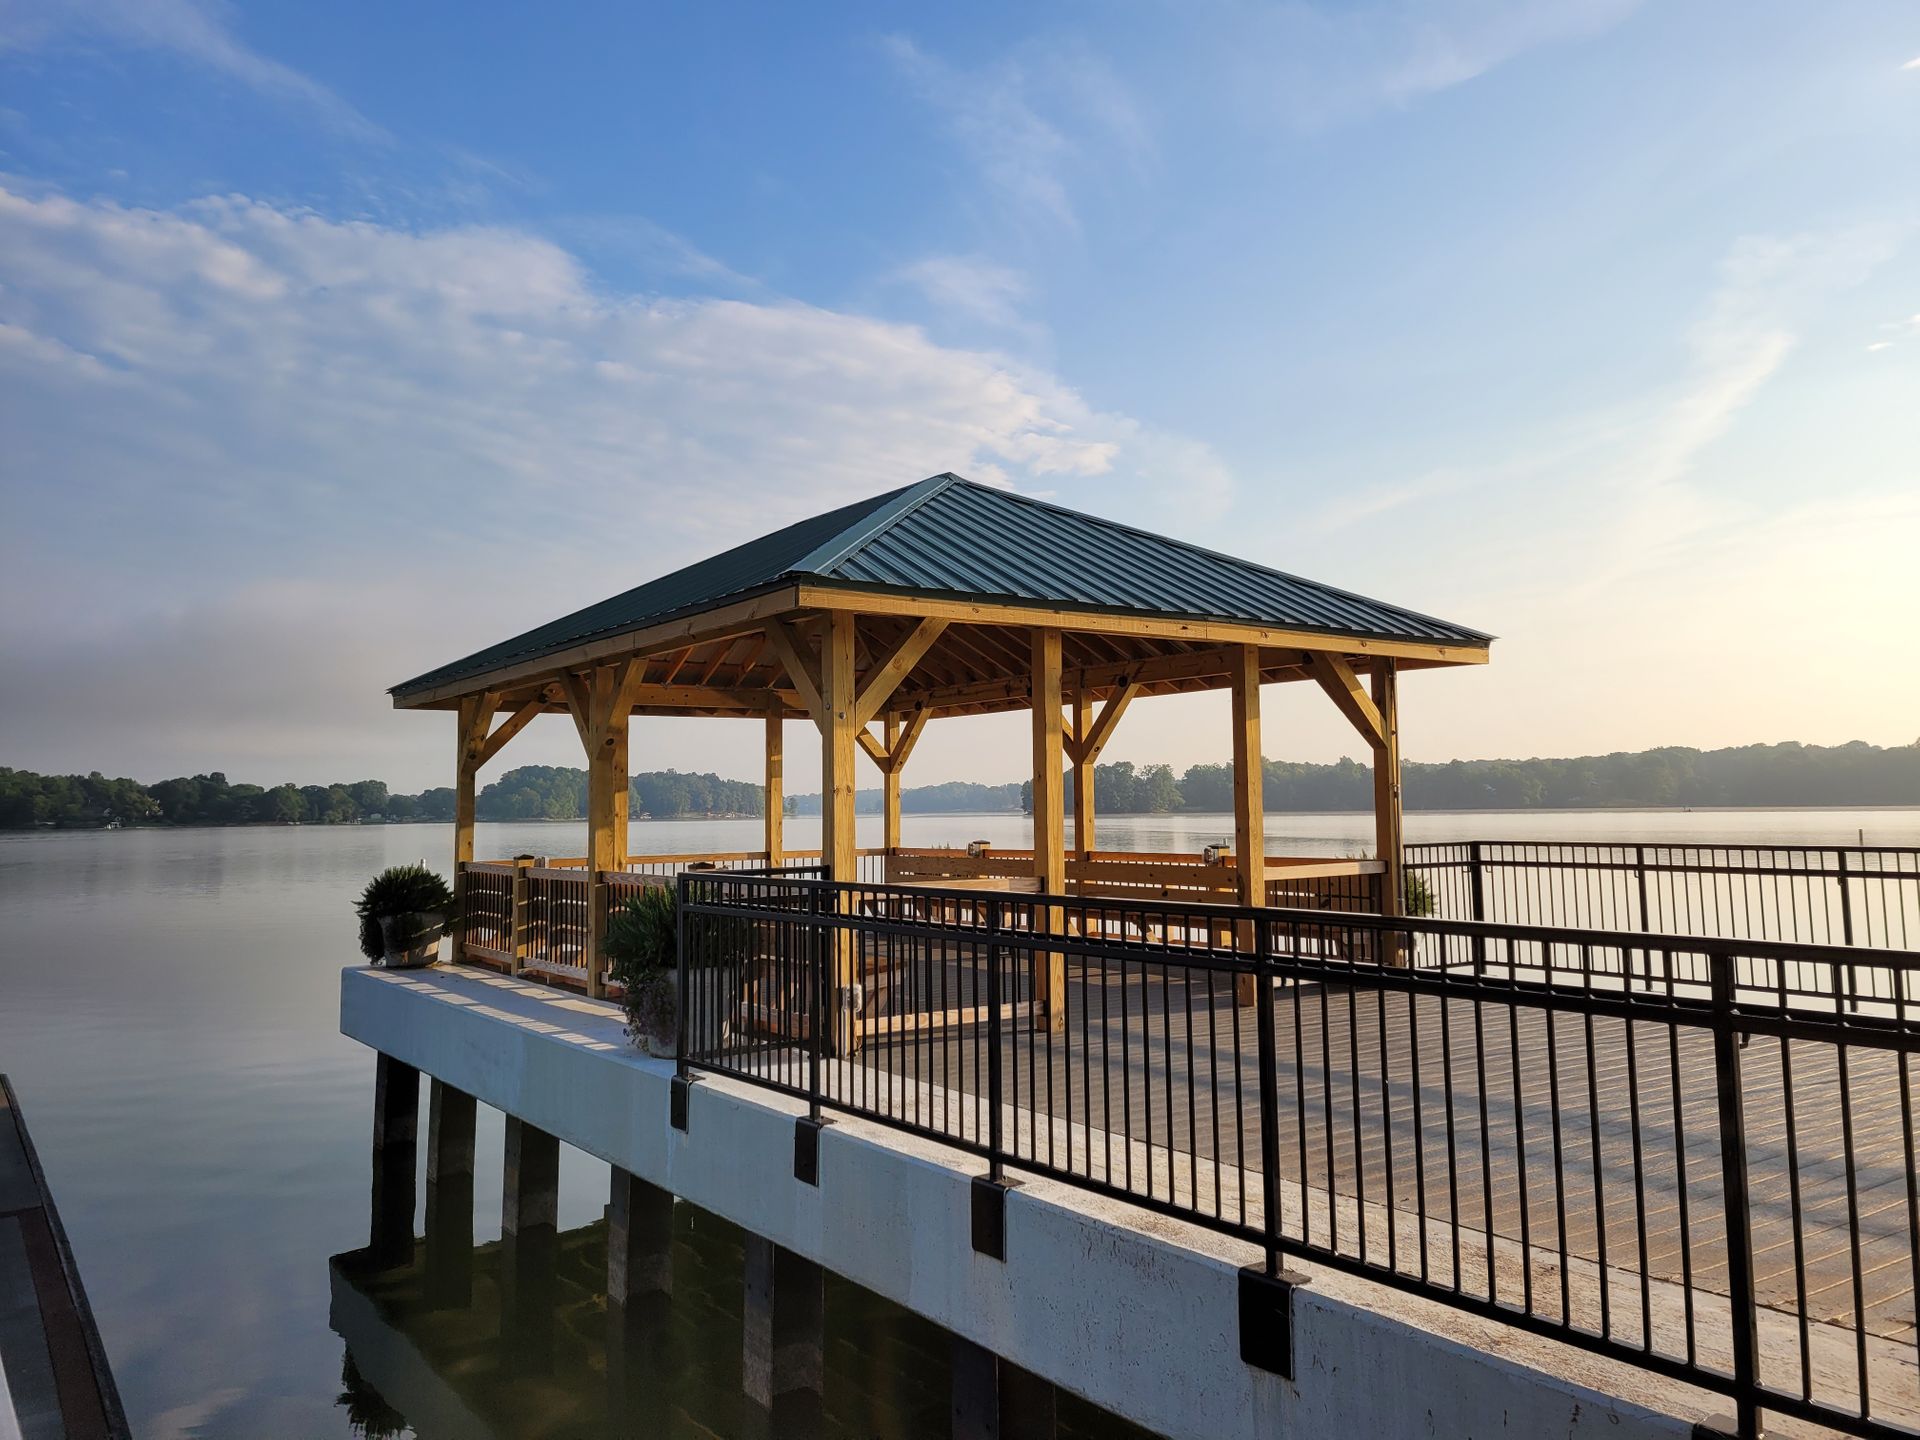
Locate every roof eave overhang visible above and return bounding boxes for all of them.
[388,581,807,710]
[795,581,1493,667]
[389,577,1492,714]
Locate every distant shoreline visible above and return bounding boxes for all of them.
[7,800,1918,835]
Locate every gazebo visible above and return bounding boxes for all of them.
[391,473,1490,1018]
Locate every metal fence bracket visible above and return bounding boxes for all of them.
[669,1074,692,1132]
[793,1115,827,1185]
[971,1174,1018,1260]
[1238,1265,1309,1379]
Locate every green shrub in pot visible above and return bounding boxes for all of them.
[355,863,456,968]
[606,884,679,1055]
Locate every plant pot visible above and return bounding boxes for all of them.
[627,971,678,1057]
[380,911,446,969]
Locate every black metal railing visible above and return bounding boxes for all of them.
[678,871,1920,1440]
[1406,841,1920,950]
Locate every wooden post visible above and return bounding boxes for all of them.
[1071,691,1094,861]
[452,696,487,958]
[764,710,785,868]
[509,859,530,977]
[1031,628,1066,1033]
[1372,656,1405,922]
[583,663,632,999]
[882,714,904,854]
[820,612,860,1048]
[1231,644,1265,1006]
[1370,657,1407,969]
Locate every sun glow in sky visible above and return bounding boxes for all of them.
[1,1,1917,795]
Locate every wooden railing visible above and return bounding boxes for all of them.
[885,845,1384,908]
[455,846,1385,993]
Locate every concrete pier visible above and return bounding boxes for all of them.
[368,1054,419,1268]
[742,1233,824,1410]
[607,1166,672,1306]
[424,1079,476,1307]
[499,1115,558,1366]
[952,1335,1057,1440]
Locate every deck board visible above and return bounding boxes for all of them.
[798,957,1920,1355]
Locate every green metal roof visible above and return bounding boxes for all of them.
[392,473,1491,698]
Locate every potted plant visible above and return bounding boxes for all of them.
[606,883,679,1056]
[355,863,456,969]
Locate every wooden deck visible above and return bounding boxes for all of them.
[805,958,1920,1359]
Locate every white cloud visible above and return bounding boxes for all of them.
[1903,54,1920,71]
[891,254,1032,329]
[1200,0,1647,129]
[0,182,1234,787]
[882,34,1150,234]
[0,0,383,139]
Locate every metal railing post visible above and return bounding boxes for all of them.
[1468,842,1487,974]
[674,876,690,1083]
[1836,850,1857,1011]
[1709,949,1762,1439]
[1633,844,1653,990]
[1254,916,1282,1276]
[808,882,825,1124]
[987,898,1005,1184]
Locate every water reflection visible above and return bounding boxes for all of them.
[331,1200,1153,1440]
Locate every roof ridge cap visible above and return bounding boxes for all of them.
[788,473,962,578]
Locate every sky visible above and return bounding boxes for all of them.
[1,0,1917,797]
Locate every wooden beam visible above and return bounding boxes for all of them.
[855,728,889,768]
[1078,680,1137,765]
[765,618,826,724]
[558,672,593,748]
[1031,628,1066,1034]
[798,585,1491,667]
[1310,652,1385,749]
[474,690,548,769]
[889,707,930,773]
[853,617,947,727]
[901,645,1308,717]
[764,710,784,869]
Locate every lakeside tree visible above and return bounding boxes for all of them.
[3,739,1916,829]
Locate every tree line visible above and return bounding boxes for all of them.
[0,764,767,829]
[1020,741,1920,813]
[6,740,1916,830]
[793,740,1920,816]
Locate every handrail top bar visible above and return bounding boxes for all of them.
[678,868,1920,968]
[1407,839,1920,857]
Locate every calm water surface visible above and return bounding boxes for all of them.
[2,808,1916,1436]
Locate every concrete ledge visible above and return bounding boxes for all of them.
[341,965,1708,1439]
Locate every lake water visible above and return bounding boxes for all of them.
[2,808,1916,1436]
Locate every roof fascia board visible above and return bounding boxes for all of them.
[795,583,1493,667]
